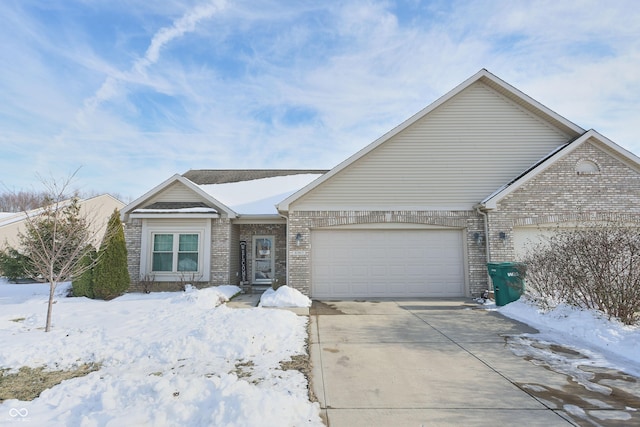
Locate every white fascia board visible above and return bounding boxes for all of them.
[277,71,491,212]
[481,140,583,210]
[129,213,220,219]
[277,69,584,212]
[121,174,237,221]
[1,197,84,226]
[82,193,125,208]
[478,71,585,136]
[121,174,183,220]
[587,129,640,168]
[481,129,640,209]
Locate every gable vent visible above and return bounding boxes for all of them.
[575,159,600,175]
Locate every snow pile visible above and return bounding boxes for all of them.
[0,282,322,426]
[178,283,240,309]
[259,286,312,308]
[498,296,640,375]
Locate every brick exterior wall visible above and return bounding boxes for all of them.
[488,141,640,261]
[287,210,488,297]
[210,218,232,286]
[125,218,232,292]
[124,140,639,298]
[124,217,286,292]
[238,223,287,286]
[124,218,142,291]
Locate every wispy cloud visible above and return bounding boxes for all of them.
[0,0,638,200]
[77,0,226,122]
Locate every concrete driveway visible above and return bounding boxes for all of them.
[309,299,640,427]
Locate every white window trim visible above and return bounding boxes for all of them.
[140,220,211,282]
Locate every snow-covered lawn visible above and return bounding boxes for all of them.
[1,279,638,426]
[0,280,322,426]
[497,297,640,377]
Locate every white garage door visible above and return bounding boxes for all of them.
[311,229,465,298]
[513,226,574,259]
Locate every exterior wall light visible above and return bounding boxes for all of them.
[295,233,302,246]
[499,231,507,240]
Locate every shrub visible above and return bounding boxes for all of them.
[0,248,31,282]
[92,210,130,300]
[521,221,640,325]
[71,248,97,298]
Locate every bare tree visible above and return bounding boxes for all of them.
[16,173,106,332]
[0,190,54,212]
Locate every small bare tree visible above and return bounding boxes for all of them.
[16,173,106,332]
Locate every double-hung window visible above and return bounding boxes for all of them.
[152,233,199,273]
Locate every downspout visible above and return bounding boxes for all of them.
[278,211,290,287]
[475,204,492,294]
[475,204,491,262]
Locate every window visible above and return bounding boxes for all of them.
[152,234,174,271]
[576,159,600,175]
[152,233,199,273]
[178,234,199,272]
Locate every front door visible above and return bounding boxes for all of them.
[252,236,275,285]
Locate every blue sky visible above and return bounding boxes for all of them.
[1,0,639,202]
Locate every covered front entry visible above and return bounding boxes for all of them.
[311,228,466,298]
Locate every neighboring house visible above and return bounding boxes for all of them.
[122,69,640,298]
[0,194,125,250]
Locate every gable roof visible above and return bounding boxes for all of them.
[121,174,236,220]
[122,170,329,220]
[480,129,640,209]
[276,69,586,212]
[0,194,124,249]
[0,194,124,228]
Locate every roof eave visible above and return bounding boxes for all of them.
[480,129,640,209]
[121,174,237,221]
[278,69,586,210]
[129,212,221,219]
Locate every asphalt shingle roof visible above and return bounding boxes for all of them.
[182,169,329,185]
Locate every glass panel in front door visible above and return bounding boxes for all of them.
[253,237,274,284]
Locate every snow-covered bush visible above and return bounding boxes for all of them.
[521,222,640,325]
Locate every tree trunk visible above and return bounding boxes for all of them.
[45,280,56,332]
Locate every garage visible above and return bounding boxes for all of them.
[311,228,466,298]
[513,225,574,260]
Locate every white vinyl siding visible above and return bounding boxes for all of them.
[293,82,572,211]
[146,181,210,205]
[311,229,466,298]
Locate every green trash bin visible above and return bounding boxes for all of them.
[487,262,526,306]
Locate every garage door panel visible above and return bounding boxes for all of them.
[311,229,465,298]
